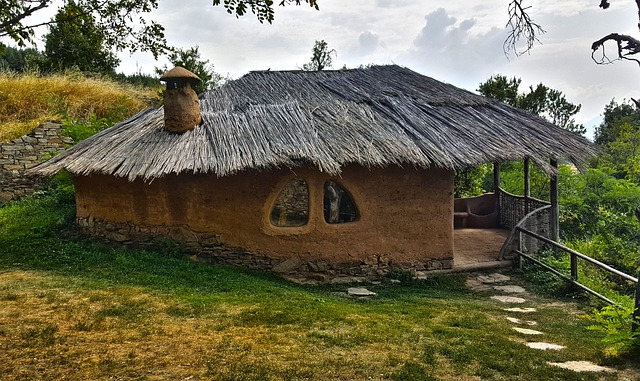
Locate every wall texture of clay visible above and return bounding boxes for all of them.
[74,165,454,272]
[0,122,72,202]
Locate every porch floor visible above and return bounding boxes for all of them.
[453,228,512,271]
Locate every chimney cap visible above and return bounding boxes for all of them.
[160,66,201,84]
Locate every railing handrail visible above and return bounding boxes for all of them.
[498,204,551,260]
[497,187,551,206]
[517,227,639,284]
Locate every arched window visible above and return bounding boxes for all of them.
[270,178,309,227]
[323,181,358,224]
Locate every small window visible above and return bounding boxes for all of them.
[324,181,358,224]
[270,178,309,227]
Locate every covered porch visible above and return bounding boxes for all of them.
[450,159,556,271]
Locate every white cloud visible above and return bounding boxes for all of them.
[398,8,507,86]
[109,0,640,130]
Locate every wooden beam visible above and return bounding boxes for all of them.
[549,159,559,242]
[493,162,500,192]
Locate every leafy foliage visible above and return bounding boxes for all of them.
[594,99,640,146]
[0,0,167,58]
[61,114,111,144]
[41,1,119,75]
[478,74,585,134]
[155,46,223,95]
[302,40,336,71]
[1,0,320,58]
[454,164,492,197]
[0,46,43,72]
[587,305,639,357]
[213,0,319,24]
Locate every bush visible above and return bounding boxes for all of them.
[587,304,640,357]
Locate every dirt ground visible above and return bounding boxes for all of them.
[454,228,510,267]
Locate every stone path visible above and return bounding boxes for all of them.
[473,272,616,374]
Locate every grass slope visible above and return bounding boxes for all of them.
[0,187,637,380]
[0,70,159,142]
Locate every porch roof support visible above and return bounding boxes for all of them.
[524,158,530,214]
[550,159,559,241]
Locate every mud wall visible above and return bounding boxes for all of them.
[74,165,454,274]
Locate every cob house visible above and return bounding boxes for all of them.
[33,65,598,277]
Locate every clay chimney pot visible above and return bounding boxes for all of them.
[160,66,202,133]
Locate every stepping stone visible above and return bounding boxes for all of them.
[547,361,616,373]
[491,295,526,303]
[347,287,376,297]
[513,327,543,335]
[478,273,511,284]
[493,285,527,293]
[504,307,536,313]
[525,342,565,350]
[506,317,537,325]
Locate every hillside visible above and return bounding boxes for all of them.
[0,70,160,143]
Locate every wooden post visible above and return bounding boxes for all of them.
[633,208,640,332]
[524,158,531,214]
[549,159,559,242]
[493,162,500,193]
[633,268,640,333]
[494,162,501,226]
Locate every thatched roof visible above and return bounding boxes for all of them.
[33,65,597,181]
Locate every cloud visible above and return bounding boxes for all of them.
[399,8,507,87]
[356,31,380,56]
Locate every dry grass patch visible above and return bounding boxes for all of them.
[0,267,630,381]
[0,71,159,142]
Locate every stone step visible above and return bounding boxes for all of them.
[506,316,537,326]
[513,327,543,335]
[525,342,565,350]
[493,285,527,293]
[504,307,536,313]
[547,361,615,373]
[491,295,526,303]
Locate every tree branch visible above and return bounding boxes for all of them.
[504,0,546,56]
[591,33,640,66]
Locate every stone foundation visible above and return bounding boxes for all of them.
[0,122,73,202]
[77,217,454,279]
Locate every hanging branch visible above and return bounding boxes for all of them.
[591,0,640,66]
[591,33,640,66]
[504,0,546,57]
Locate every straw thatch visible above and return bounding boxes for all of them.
[33,65,598,182]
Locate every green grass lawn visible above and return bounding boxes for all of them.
[0,186,638,380]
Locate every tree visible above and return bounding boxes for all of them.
[594,99,640,145]
[478,74,585,135]
[41,1,119,75]
[0,46,43,72]
[505,0,640,68]
[155,46,223,95]
[302,40,336,71]
[0,0,319,58]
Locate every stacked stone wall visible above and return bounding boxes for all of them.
[0,122,72,202]
[77,217,454,280]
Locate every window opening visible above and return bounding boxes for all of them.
[324,181,358,224]
[270,178,309,227]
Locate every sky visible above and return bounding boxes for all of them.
[12,0,640,139]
